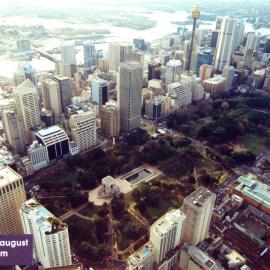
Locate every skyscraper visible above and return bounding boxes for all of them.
[214,17,238,71]
[165,60,182,84]
[83,40,96,70]
[14,79,41,144]
[52,75,74,112]
[245,32,261,54]
[0,166,26,234]
[69,110,96,152]
[119,63,143,133]
[150,209,186,264]
[41,79,62,120]
[20,199,72,268]
[2,110,26,155]
[108,42,121,71]
[222,65,236,90]
[100,100,120,138]
[182,186,216,245]
[91,78,108,113]
[61,41,76,65]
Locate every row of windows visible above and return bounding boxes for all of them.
[0,179,23,196]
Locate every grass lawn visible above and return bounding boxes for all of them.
[138,196,182,223]
[114,211,146,251]
[243,134,266,156]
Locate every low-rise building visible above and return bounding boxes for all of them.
[179,243,225,270]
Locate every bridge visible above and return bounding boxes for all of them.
[34,47,59,63]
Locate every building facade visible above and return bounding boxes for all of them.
[100,100,120,137]
[150,209,186,265]
[0,166,26,234]
[119,63,143,133]
[20,199,72,268]
[34,126,70,164]
[2,110,26,155]
[69,110,96,152]
[182,187,216,245]
[14,79,41,144]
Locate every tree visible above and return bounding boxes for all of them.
[67,191,88,208]
[111,194,126,218]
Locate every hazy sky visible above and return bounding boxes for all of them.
[0,0,267,11]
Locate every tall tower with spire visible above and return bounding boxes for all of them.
[186,2,200,73]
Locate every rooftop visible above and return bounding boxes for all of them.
[204,76,226,85]
[151,209,186,236]
[184,186,215,208]
[235,175,270,209]
[128,241,154,268]
[183,243,225,270]
[21,199,67,234]
[0,166,22,188]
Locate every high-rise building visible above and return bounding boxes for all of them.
[245,32,260,54]
[195,50,214,75]
[210,30,219,48]
[214,17,238,71]
[0,166,26,234]
[14,79,41,143]
[182,186,216,245]
[83,40,96,70]
[34,126,70,165]
[222,65,236,90]
[148,62,161,81]
[215,16,223,30]
[119,63,143,133]
[199,64,215,81]
[61,41,76,65]
[91,78,108,113]
[28,140,49,171]
[100,100,120,138]
[20,199,72,268]
[69,110,96,152]
[52,75,74,112]
[168,82,192,107]
[150,209,186,265]
[263,67,270,91]
[165,60,182,84]
[108,42,121,71]
[41,79,62,120]
[2,110,26,155]
[179,243,225,270]
[203,76,226,97]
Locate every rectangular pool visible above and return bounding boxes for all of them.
[125,169,152,185]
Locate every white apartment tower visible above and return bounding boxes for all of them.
[20,199,72,268]
[182,186,216,245]
[41,79,62,120]
[214,17,238,71]
[149,209,186,264]
[14,79,41,144]
[2,109,26,155]
[119,63,143,133]
[69,110,96,152]
[61,41,76,65]
[0,166,26,234]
